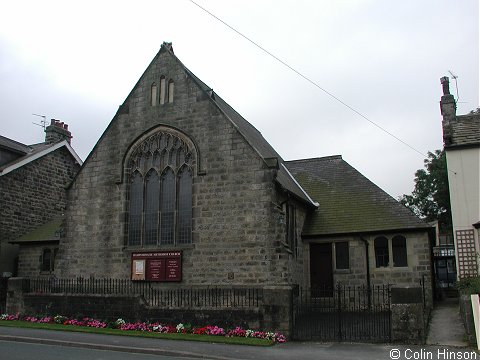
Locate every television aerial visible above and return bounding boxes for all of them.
[447,70,464,103]
[32,113,47,131]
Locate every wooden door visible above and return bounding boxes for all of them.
[310,243,333,294]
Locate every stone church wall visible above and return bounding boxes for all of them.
[303,231,433,308]
[56,48,301,286]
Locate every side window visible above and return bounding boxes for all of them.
[168,80,174,103]
[160,76,166,105]
[374,236,389,268]
[151,83,157,106]
[392,235,408,267]
[40,248,58,272]
[41,249,52,272]
[286,204,297,255]
[335,242,349,270]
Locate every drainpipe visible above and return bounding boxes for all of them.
[361,237,372,309]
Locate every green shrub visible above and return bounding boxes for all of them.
[456,276,480,295]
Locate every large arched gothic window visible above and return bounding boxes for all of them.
[127,131,193,246]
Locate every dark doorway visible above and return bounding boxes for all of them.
[310,243,333,293]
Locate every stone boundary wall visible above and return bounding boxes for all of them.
[459,294,477,345]
[7,278,431,342]
[22,294,262,331]
[6,278,292,337]
[390,287,426,344]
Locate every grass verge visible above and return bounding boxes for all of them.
[0,320,274,346]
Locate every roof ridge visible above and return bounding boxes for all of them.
[0,134,33,153]
[286,155,343,163]
[0,140,82,176]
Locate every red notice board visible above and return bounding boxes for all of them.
[131,251,182,282]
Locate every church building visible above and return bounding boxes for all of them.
[32,43,431,295]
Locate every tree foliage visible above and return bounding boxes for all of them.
[400,150,452,233]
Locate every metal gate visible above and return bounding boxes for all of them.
[0,277,8,314]
[293,285,391,342]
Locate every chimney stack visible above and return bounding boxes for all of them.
[45,119,73,145]
[440,77,456,146]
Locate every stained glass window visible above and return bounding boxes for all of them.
[160,168,175,244]
[144,170,160,245]
[127,131,193,246]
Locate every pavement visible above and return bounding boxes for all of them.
[0,324,478,360]
[0,301,475,360]
[426,297,469,347]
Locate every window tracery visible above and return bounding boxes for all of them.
[127,131,193,246]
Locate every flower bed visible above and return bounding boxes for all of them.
[0,313,286,343]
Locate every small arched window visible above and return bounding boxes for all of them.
[151,83,157,106]
[392,235,408,267]
[168,80,174,103]
[160,76,166,105]
[374,236,389,268]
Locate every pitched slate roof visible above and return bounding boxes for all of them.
[167,46,317,207]
[0,135,31,154]
[285,156,429,236]
[0,139,82,176]
[446,113,480,148]
[10,218,63,244]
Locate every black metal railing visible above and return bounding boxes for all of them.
[293,284,391,342]
[26,277,261,309]
[0,277,8,314]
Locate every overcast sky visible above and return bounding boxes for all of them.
[0,0,478,198]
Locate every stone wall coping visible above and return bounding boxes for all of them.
[262,285,294,291]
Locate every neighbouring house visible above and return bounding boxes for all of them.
[52,42,432,297]
[440,76,480,280]
[0,121,82,277]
